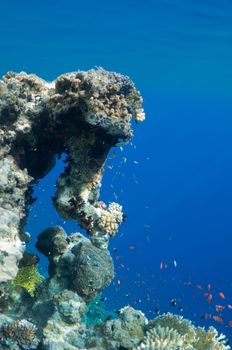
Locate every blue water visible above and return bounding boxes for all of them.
[1,0,232,342]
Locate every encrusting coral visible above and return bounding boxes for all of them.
[0,68,230,349]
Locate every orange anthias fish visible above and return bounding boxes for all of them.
[215,305,224,312]
[207,294,213,304]
[208,283,212,291]
[213,315,224,324]
[229,320,232,327]
[219,292,226,299]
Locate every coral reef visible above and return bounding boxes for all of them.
[0,68,229,349]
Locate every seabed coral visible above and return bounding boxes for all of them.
[0,68,229,349]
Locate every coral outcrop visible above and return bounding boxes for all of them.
[0,68,144,283]
[0,69,229,349]
[36,227,114,301]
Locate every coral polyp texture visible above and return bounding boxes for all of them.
[0,69,229,349]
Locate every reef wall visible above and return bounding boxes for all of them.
[0,69,229,349]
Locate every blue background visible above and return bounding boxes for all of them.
[1,0,232,343]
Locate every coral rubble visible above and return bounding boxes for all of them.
[0,69,229,349]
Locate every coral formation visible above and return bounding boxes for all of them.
[136,325,186,349]
[136,313,230,350]
[0,319,39,349]
[0,68,144,283]
[36,228,114,301]
[0,68,229,349]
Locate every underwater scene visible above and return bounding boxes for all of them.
[0,0,232,349]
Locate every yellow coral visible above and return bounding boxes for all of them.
[12,265,44,296]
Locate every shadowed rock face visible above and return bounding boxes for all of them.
[0,68,145,282]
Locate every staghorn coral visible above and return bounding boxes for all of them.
[148,312,197,346]
[193,326,230,350]
[138,313,230,350]
[0,319,39,349]
[136,325,188,350]
[12,265,44,297]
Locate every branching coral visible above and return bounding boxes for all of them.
[97,202,123,236]
[12,265,44,297]
[148,312,197,346]
[137,313,230,350]
[193,326,230,350]
[136,325,188,350]
[0,319,39,349]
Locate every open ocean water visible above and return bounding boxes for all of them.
[0,0,232,345]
